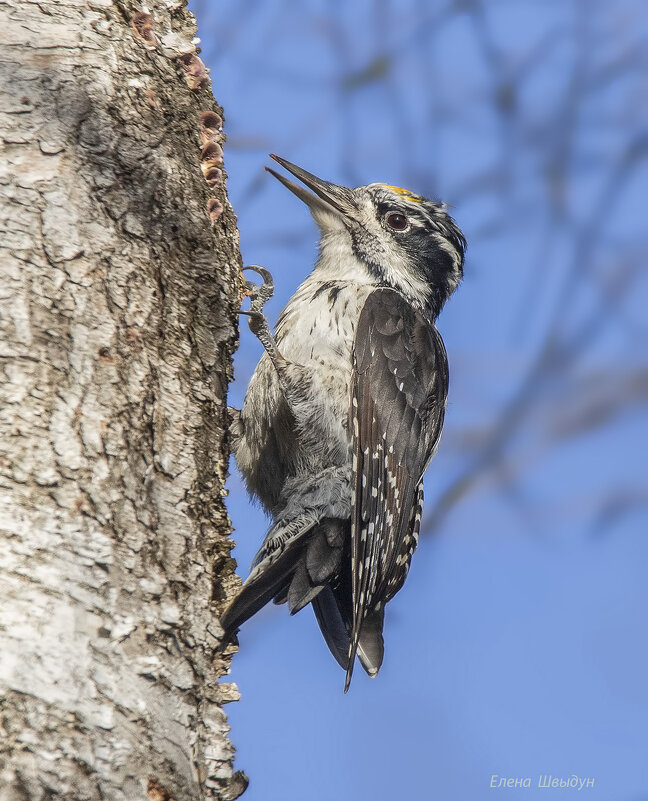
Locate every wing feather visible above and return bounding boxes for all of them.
[345,289,448,690]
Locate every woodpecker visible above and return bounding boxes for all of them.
[222,155,465,690]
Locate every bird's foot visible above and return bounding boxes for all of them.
[239,265,282,361]
[241,264,274,306]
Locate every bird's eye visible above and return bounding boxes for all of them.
[385,212,408,231]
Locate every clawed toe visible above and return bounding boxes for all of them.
[241,265,274,313]
[235,266,282,358]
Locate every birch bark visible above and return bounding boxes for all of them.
[0,1,245,798]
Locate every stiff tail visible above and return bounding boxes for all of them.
[220,534,306,640]
[311,552,385,691]
[220,517,344,643]
[221,516,385,690]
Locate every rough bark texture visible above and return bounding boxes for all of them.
[0,1,245,799]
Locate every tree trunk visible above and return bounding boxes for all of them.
[0,1,245,799]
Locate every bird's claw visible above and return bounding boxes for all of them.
[238,266,276,343]
[241,265,274,313]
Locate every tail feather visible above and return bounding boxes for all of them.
[312,553,386,688]
[221,517,345,641]
[220,535,306,639]
[288,520,344,613]
[356,607,385,678]
[272,582,290,605]
[344,608,386,691]
[312,585,350,670]
[221,514,385,689]
[305,520,344,583]
[287,560,325,613]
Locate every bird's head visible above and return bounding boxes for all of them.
[267,155,466,318]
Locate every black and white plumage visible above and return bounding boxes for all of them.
[222,156,465,690]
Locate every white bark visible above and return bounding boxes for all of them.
[0,1,245,798]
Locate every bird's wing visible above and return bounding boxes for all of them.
[346,288,448,690]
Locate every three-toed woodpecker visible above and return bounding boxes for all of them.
[222,155,466,690]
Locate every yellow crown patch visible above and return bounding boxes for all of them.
[379,184,423,203]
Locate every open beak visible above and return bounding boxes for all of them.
[265,155,358,224]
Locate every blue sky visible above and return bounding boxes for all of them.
[190,2,648,798]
